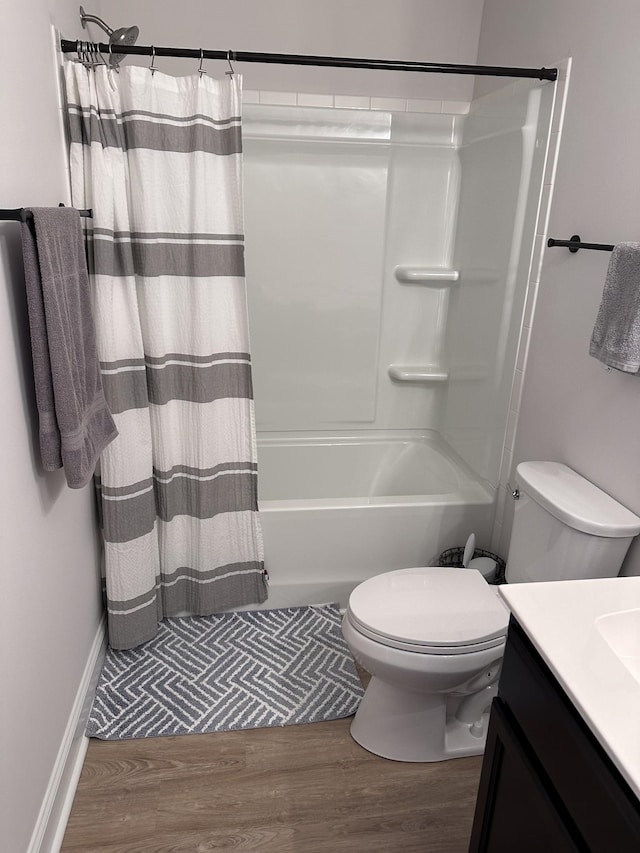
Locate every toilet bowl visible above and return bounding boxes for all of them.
[343,566,508,762]
[343,461,640,762]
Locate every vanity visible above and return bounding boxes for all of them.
[469,577,640,852]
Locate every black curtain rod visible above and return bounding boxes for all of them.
[0,207,93,222]
[547,235,615,253]
[60,39,557,81]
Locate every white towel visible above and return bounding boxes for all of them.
[589,242,640,373]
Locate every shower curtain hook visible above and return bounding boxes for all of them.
[90,40,103,69]
[108,41,119,72]
[198,48,207,78]
[149,45,157,76]
[226,50,234,76]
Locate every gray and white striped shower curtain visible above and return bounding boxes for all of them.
[64,62,267,649]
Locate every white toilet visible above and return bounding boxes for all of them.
[342,461,640,762]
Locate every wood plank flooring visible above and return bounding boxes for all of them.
[62,673,482,852]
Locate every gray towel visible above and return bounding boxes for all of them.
[21,207,118,488]
[589,242,640,373]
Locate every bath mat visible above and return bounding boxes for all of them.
[86,604,363,740]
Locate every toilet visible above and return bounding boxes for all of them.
[342,461,640,762]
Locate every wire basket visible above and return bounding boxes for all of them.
[436,547,506,584]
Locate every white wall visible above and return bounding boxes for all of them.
[0,3,104,851]
[475,1,640,574]
[104,0,485,100]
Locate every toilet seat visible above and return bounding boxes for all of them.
[347,567,510,655]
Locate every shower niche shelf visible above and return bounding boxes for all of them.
[394,266,460,285]
[388,365,449,383]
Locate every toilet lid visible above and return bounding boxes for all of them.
[348,567,509,650]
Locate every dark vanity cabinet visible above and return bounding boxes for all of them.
[469,618,640,852]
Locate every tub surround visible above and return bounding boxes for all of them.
[499,577,640,799]
[244,105,462,435]
[244,87,553,462]
[241,84,556,616]
[243,83,556,593]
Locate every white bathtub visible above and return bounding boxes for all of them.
[253,432,495,610]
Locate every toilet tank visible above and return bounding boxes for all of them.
[506,462,640,584]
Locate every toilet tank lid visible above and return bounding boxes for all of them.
[516,462,640,538]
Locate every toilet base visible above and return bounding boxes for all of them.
[350,676,492,762]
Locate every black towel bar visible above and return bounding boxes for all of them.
[547,234,614,253]
[0,206,93,222]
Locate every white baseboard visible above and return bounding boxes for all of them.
[28,617,107,853]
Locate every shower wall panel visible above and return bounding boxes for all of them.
[244,136,388,429]
[441,80,554,487]
[375,116,460,430]
[243,105,461,433]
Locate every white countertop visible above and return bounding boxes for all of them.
[499,577,640,801]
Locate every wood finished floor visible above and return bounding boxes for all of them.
[62,672,482,853]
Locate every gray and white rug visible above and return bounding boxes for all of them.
[87,603,363,740]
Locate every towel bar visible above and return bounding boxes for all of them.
[0,206,93,222]
[547,234,614,253]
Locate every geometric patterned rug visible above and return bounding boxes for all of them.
[86,604,364,740]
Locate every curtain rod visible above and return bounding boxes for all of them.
[60,39,558,81]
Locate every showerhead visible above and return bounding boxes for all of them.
[110,25,140,48]
[107,24,140,65]
[79,6,139,67]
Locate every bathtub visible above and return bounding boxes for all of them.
[253,432,495,610]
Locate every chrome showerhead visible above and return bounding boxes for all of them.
[79,6,139,67]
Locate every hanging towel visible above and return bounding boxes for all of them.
[589,242,640,374]
[20,207,118,487]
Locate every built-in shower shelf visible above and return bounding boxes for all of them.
[394,266,460,285]
[388,365,449,383]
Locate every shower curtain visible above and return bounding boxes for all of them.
[64,62,268,650]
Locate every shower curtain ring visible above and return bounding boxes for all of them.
[198,49,207,78]
[150,45,157,76]
[90,41,102,69]
[226,50,234,76]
